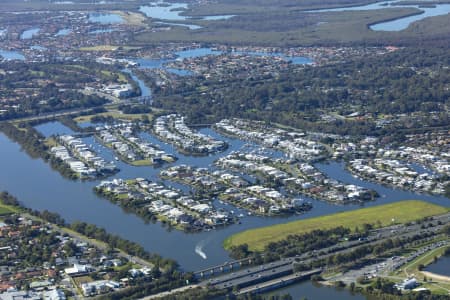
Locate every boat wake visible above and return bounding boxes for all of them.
[195,240,207,259]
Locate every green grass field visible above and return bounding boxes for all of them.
[0,201,17,216]
[131,159,153,166]
[0,206,14,216]
[224,200,449,251]
[74,110,155,123]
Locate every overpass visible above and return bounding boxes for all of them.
[0,107,103,124]
[205,258,298,290]
[236,269,322,295]
[194,257,255,278]
[125,95,152,105]
[196,213,450,293]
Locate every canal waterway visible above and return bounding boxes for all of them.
[55,28,71,36]
[315,161,449,207]
[20,28,40,39]
[0,49,25,60]
[0,120,447,273]
[122,68,152,100]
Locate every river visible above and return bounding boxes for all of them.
[0,121,447,273]
[263,281,368,299]
[308,1,450,31]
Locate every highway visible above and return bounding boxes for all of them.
[198,213,450,292]
[0,106,103,124]
[236,269,322,295]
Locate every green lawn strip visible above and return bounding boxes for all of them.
[0,202,21,215]
[74,111,155,123]
[404,245,450,276]
[224,200,449,251]
[130,159,153,166]
[0,206,14,216]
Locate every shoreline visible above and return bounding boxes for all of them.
[367,8,424,30]
[420,271,450,283]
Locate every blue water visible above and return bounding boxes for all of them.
[88,13,124,24]
[175,47,223,58]
[4,123,447,300]
[0,121,445,273]
[139,3,189,21]
[78,121,96,128]
[134,47,312,80]
[315,161,448,206]
[201,15,235,20]
[136,57,167,69]
[122,69,152,98]
[55,29,71,36]
[133,48,223,75]
[371,4,450,31]
[139,2,235,21]
[264,280,367,300]
[35,122,75,137]
[0,50,25,60]
[309,1,397,12]
[308,1,450,31]
[409,163,437,177]
[139,2,234,30]
[424,255,450,276]
[290,56,314,64]
[20,28,40,39]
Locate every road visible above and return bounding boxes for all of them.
[139,285,199,299]
[0,106,103,124]
[23,212,154,269]
[198,213,450,292]
[236,269,322,295]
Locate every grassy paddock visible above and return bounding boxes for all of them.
[0,206,14,216]
[0,200,20,216]
[224,200,449,251]
[74,111,155,123]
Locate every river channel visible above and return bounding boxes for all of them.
[308,1,450,31]
[0,60,448,299]
[0,120,448,273]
